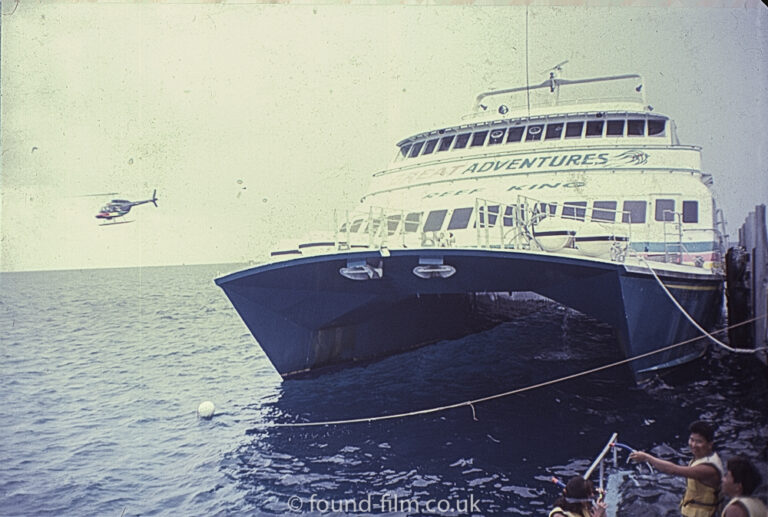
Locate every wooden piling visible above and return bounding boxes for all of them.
[730,204,768,364]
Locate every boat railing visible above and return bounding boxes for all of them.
[463,95,646,122]
[660,211,725,269]
[715,206,729,250]
[474,197,529,251]
[711,225,726,273]
[474,195,633,262]
[333,198,634,262]
[662,211,684,264]
[335,206,423,251]
[714,207,729,272]
[467,73,647,120]
[331,201,720,269]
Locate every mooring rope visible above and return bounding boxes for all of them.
[269,315,763,429]
[639,257,768,354]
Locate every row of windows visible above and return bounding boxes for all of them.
[397,117,667,161]
[341,199,699,235]
[536,199,698,224]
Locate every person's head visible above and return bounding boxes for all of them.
[688,420,715,459]
[554,476,595,511]
[722,457,763,497]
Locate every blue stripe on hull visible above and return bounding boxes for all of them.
[215,250,723,379]
[629,241,718,253]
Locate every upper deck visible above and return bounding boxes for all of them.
[366,73,704,200]
[390,74,679,166]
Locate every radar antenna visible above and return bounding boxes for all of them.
[542,60,569,76]
[543,60,569,92]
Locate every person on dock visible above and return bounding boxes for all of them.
[630,420,724,517]
[721,456,767,517]
[548,475,607,517]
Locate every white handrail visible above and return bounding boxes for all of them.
[585,432,619,479]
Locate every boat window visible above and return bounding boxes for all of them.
[682,201,699,223]
[565,121,584,138]
[422,138,438,155]
[398,144,411,160]
[437,135,455,152]
[447,207,473,230]
[592,201,617,222]
[545,123,564,140]
[562,201,587,221]
[536,203,558,217]
[423,209,447,232]
[627,119,645,136]
[476,205,499,227]
[606,120,625,136]
[526,125,544,141]
[488,128,506,145]
[655,199,675,222]
[471,131,488,147]
[507,126,524,143]
[622,201,647,223]
[349,219,364,232]
[586,120,604,137]
[404,212,422,232]
[453,133,471,149]
[386,215,402,235]
[503,205,522,226]
[409,141,424,158]
[648,118,666,136]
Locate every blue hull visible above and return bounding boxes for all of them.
[215,250,723,379]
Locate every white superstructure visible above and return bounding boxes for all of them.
[279,73,724,272]
[218,71,726,379]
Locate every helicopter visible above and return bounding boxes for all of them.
[95,189,158,225]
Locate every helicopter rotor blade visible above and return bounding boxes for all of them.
[73,192,121,198]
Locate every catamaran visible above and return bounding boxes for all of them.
[216,71,725,379]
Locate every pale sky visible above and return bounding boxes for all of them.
[1,1,766,272]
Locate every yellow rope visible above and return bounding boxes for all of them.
[270,315,764,428]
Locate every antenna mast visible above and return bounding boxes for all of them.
[525,7,530,117]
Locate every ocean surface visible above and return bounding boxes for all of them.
[1,263,766,516]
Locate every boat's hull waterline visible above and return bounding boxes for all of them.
[216,249,722,378]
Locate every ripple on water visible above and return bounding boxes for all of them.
[2,265,767,516]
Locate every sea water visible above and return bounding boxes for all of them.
[1,264,766,516]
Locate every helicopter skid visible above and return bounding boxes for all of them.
[98,220,134,226]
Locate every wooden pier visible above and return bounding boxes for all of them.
[726,204,768,364]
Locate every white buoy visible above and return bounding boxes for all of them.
[197,400,215,419]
